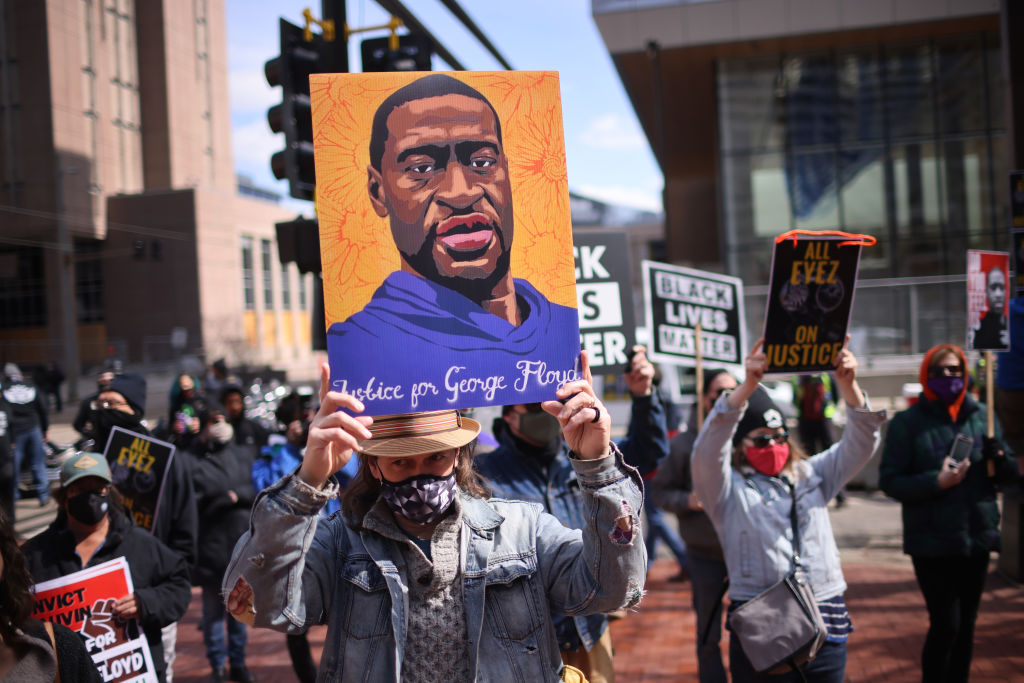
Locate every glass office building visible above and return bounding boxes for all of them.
[595,3,1008,355]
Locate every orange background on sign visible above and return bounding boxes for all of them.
[310,71,576,326]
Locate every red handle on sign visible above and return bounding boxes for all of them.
[775,229,877,248]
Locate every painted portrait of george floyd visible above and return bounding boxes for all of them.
[310,72,580,415]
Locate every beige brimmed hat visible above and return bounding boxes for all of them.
[358,410,481,457]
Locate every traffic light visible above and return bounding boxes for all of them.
[361,33,432,72]
[265,18,336,201]
[275,217,322,274]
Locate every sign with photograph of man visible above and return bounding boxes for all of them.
[311,72,579,415]
[574,231,635,369]
[967,250,1010,351]
[762,235,862,373]
[642,261,746,369]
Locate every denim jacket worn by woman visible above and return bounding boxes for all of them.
[691,393,885,601]
[222,448,646,682]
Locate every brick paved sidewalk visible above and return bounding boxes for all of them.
[166,556,1024,681]
[611,558,1024,682]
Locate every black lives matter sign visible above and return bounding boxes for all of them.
[762,236,861,373]
[643,261,745,368]
[574,232,635,368]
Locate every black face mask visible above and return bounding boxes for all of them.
[517,410,562,447]
[67,491,109,526]
[92,408,143,448]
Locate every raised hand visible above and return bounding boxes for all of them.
[542,351,611,460]
[298,363,374,489]
[833,335,865,408]
[624,345,655,397]
[728,338,767,409]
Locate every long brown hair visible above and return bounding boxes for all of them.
[342,445,489,526]
[0,507,36,639]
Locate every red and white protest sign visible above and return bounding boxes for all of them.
[967,250,1010,351]
[32,557,158,683]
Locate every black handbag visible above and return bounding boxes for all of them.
[701,479,827,678]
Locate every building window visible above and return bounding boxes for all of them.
[281,263,292,310]
[297,273,307,310]
[0,247,47,328]
[241,236,254,310]
[75,239,104,323]
[261,239,274,309]
[717,32,1006,354]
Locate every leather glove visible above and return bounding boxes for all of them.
[982,436,1003,462]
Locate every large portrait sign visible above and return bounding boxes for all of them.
[101,428,175,533]
[574,231,635,369]
[642,261,745,369]
[311,72,580,414]
[32,558,158,683]
[967,250,1010,351]
[762,235,861,373]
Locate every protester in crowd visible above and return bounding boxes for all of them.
[619,349,689,582]
[73,363,120,444]
[250,397,357,683]
[20,452,191,683]
[192,406,259,683]
[880,344,1018,683]
[474,348,665,683]
[89,372,197,682]
[0,394,12,521]
[0,506,103,682]
[2,363,50,506]
[223,356,645,681]
[221,385,269,449]
[39,361,65,414]
[691,338,884,682]
[169,373,207,451]
[205,359,233,398]
[651,368,738,683]
[995,297,1024,470]
[792,373,846,506]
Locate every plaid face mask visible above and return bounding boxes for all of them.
[379,471,458,525]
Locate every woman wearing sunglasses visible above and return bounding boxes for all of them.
[880,345,1018,682]
[691,338,885,682]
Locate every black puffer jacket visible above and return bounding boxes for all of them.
[191,441,257,587]
[880,345,1019,557]
[21,508,191,683]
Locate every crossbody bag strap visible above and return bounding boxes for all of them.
[786,479,801,573]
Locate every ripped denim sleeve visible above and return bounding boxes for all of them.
[609,498,638,545]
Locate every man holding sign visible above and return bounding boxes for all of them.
[21,452,191,683]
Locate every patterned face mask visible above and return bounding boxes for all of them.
[379,471,458,525]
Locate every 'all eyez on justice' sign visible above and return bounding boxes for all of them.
[642,261,746,369]
[574,231,635,368]
[762,234,862,373]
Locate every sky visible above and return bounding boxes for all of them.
[225,0,663,215]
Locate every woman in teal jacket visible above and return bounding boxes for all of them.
[880,344,1019,682]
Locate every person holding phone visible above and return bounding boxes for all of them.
[880,344,1018,682]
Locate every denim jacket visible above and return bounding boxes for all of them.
[222,449,646,682]
[691,393,885,601]
[474,394,666,650]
